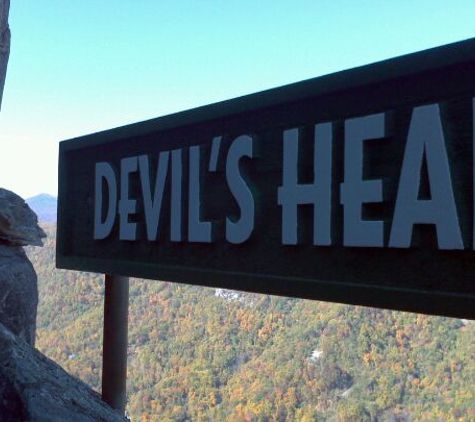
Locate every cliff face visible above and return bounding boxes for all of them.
[0,188,126,421]
[0,321,127,422]
[0,188,44,346]
[0,244,37,345]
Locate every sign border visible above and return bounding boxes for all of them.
[58,37,475,319]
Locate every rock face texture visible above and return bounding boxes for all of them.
[0,188,45,347]
[0,189,46,246]
[0,244,37,345]
[0,321,127,422]
[0,189,126,420]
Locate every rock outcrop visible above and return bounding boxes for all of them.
[0,188,45,346]
[0,321,127,421]
[0,188,46,246]
[0,189,126,419]
[0,244,37,345]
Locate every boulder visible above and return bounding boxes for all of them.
[0,244,37,346]
[0,188,46,246]
[0,188,45,347]
[0,321,127,421]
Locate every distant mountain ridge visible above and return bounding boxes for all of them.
[26,194,57,223]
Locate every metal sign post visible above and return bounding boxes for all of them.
[101,274,129,413]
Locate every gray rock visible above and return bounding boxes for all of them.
[0,188,46,246]
[0,322,127,421]
[0,244,37,346]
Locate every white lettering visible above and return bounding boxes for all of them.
[278,123,332,245]
[188,146,212,242]
[94,162,117,240]
[171,149,183,242]
[226,135,255,244]
[389,104,463,249]
[139,153,169,241]
[340,113,385,247]
[119,156,138,241]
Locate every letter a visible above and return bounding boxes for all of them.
[389,104,463,249]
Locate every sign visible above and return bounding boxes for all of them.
[57,38,475,319]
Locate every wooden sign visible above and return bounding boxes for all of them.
[57,38,475,319]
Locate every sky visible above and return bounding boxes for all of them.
[0,1,475,199]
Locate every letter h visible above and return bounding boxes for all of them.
[277,124,332,245]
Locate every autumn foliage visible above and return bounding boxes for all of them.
[28,224,475,421]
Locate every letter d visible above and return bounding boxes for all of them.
[94,162,117,239]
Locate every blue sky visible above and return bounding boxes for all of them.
[1,1,474,198]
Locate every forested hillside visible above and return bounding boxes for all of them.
[27,224,475,421]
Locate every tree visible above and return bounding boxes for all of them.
[0,0,9,113]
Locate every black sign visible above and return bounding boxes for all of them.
[58,38,475,318]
